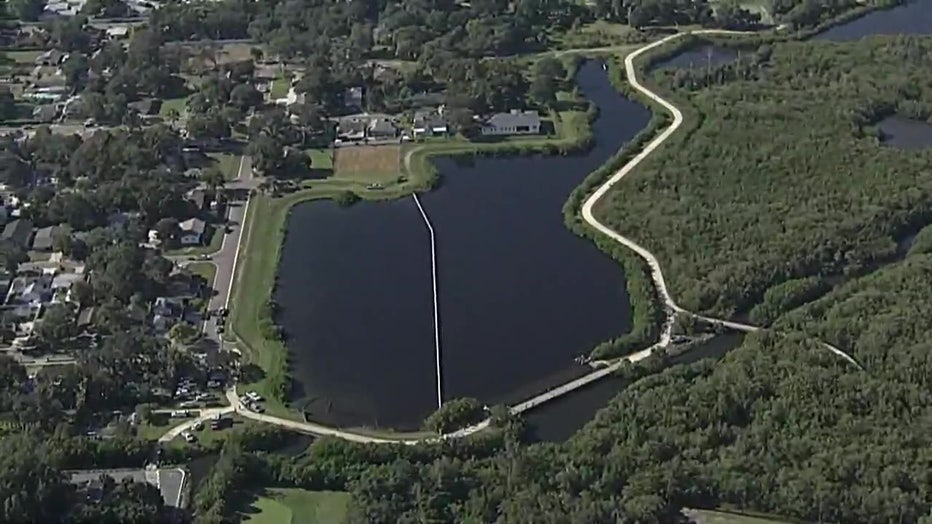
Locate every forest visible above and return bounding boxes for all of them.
[595,35,932,317]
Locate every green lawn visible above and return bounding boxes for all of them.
[270,77,290,100]
[686,509,793,524]
[186,261,216,283]
[306,148,333,170]
[242,489,351,524]
[207,152,242,180]
[159,96,189,117]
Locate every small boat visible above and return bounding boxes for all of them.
[602,63,607,71]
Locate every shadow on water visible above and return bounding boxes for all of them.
[524,333,746,443]
[877,116,932,150]
[274,61,651,431]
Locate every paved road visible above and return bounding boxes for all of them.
[202,155,256,345]
[157,405,235,443]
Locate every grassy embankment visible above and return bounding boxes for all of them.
[227,50,673,424]
[240,488,351,524]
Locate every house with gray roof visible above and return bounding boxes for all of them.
[31,225,58,251]
[179,218,207,246]
[480,109,541,136]
[2,219,33,248]
[413,108,448,137]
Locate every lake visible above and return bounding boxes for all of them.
[274,61,650,430]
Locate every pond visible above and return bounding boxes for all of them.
[275,61,651,431]
[525,333,746,443]
[877,115,932,150]
[813,0,932,41]
[651,44,739,71]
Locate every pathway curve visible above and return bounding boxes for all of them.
[580,30,862,370]
[157,405,235,443]
[198,29,862,445]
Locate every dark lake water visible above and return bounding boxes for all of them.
[275,61,650,430]
[814,0,932,41]
[652,44,739,71]
[878,115,932,149]
[525,333,746,442]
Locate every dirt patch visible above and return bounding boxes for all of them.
[333,145,402,177]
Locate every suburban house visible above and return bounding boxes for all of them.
[31,225,58,252]
[413,108,449,137]
[336,117,368,141]
[480,110,541,136]
[186,188,210,211]
[179,218,207,246]
[2,219,33,248]
[105,26,131,40]
[368,117,398,139]
[32,104,60,123]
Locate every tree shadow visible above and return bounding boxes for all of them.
[239,363,266,383]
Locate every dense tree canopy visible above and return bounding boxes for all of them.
[597,36,932,317]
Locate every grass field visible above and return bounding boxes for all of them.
[242,489,351,524]
[686,509,793,524]
[333,145,402,183]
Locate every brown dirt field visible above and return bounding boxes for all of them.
[333,145,402,177]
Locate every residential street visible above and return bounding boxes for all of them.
[202,155,256,346]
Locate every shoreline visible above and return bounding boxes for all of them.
[224,4,880,436]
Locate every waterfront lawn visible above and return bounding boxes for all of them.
[332,145,403,184]
[241,488,351,524]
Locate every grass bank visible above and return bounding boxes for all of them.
[241,488,351,524]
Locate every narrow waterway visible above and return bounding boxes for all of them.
[275,61,650,430]
[526,333,746,442]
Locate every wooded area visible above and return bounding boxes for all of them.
[596,36,932,317]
